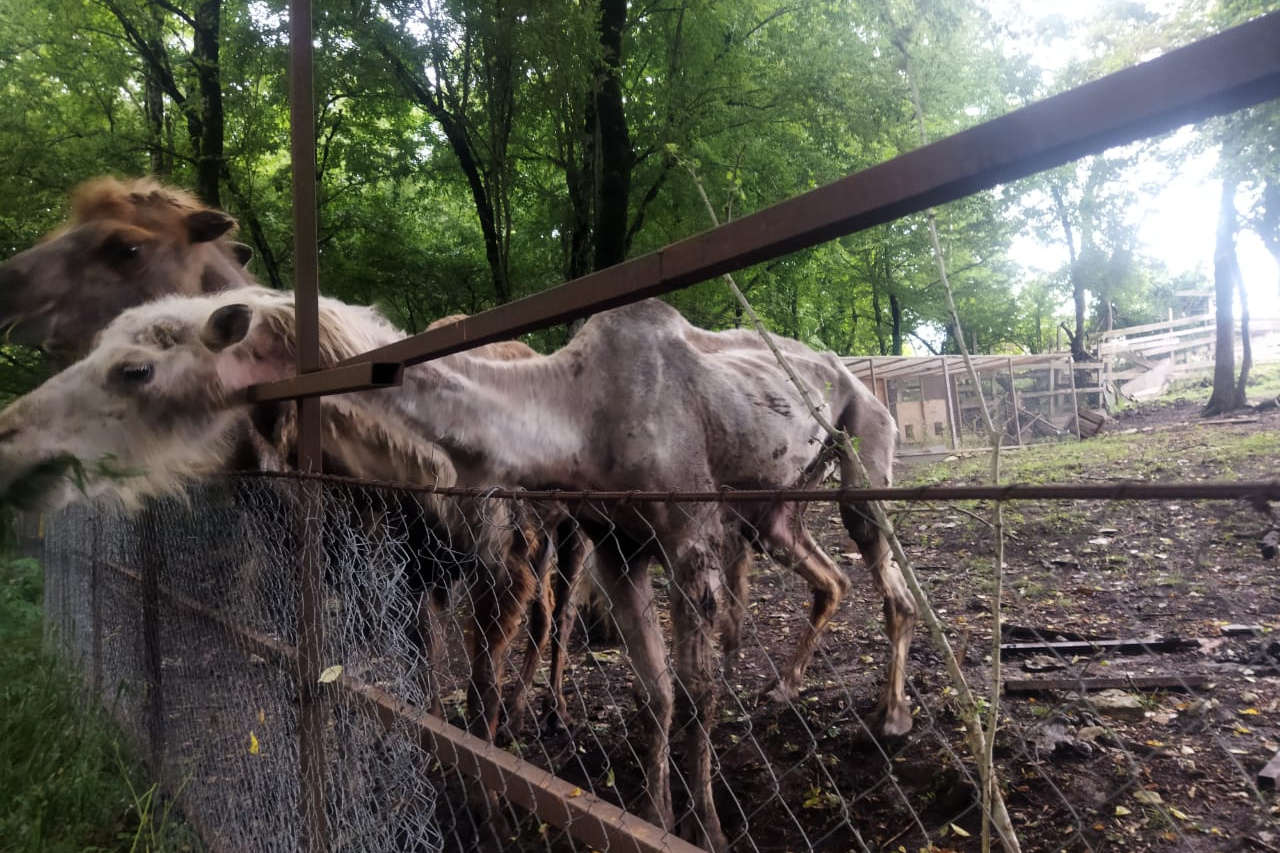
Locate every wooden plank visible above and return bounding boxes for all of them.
[1000,638,1201,657]
[1098,313,1214,341]
[1004,675,1211,693]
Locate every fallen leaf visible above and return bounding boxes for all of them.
[249,731,260,755]
[1133,790,1163,805]
[318,664,343,684]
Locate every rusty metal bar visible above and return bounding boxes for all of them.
[247,361,402,403]
[344,680,704,853]
[231,470,1280,505]
[100,559,700,853]
[287,0,327,846]
[229,12,1280,381]
[139,507,166,768]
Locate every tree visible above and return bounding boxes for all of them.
[1203,177,1250,415]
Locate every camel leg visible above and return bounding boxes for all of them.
[460,543,538,847]
[414,585,450,719]
[718,537,752,682]
[841,500,916,737]
[756,505,850,705]
[665,529,729,853]
[509,531,556,736]
[590,537,675,832]
[541,524,587,735]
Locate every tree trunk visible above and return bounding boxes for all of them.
[1235,255,1253,402]
[591,0,633,271]
[377,42,512,303]
[1050,183,1089,362]
[1203,178,1247,416]
[192,0,224,207]
[1260,179,1280,299]
[143,5,169,178]
[889,292,904,356]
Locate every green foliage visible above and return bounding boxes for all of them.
[0,0,1237,369]
[0,554,199,852]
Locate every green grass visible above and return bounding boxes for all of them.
[903,414,1279,487]
[0,552,199,853]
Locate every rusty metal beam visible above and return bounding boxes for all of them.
[246,361,402,403]
[233,470,1280,505]
[232,11,1280,380]
[344,679,705,853]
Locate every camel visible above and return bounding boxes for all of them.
[0,288,915,851]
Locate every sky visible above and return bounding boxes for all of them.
[987,0,1280,320]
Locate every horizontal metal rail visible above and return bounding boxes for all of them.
[101,558,702,853]
[238,11,1280,401]
[248,361,402,404]
[231,470,1280,505]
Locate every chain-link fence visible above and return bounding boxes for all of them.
[36,466,1280,853]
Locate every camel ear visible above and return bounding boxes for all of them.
[228,241,254,267]
[185,209,237,244]
[201,303,253,352]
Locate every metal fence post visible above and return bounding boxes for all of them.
[139,505,166,767]
[90,513,103,699]
[289,0,328,848]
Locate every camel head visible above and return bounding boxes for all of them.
[0,177,256,360]
[0,288,305,509]
[0,286,402,509]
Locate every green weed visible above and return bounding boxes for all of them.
[0,552,200,853]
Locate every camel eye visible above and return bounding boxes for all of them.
[101,235,144,267]
[119,363,154,385]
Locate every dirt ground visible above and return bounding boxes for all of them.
[482,397,1280,853]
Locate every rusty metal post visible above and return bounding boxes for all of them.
[139,505,166,767]
[90,513,103,699]
[289,0,327,849]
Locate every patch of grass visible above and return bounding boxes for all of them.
[0,551,200,853]
[903,419,1280,488]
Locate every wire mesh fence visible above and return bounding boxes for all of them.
[36,468,1280,853]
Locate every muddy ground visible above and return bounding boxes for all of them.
[458,397,1280,853]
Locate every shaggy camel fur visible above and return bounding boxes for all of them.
[0,288,914,851]
[0,177,254,358]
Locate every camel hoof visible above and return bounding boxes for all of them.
[678,813,729,853]
[754,679,799,706]
[877,704,914,738]
[538,708,567,738]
